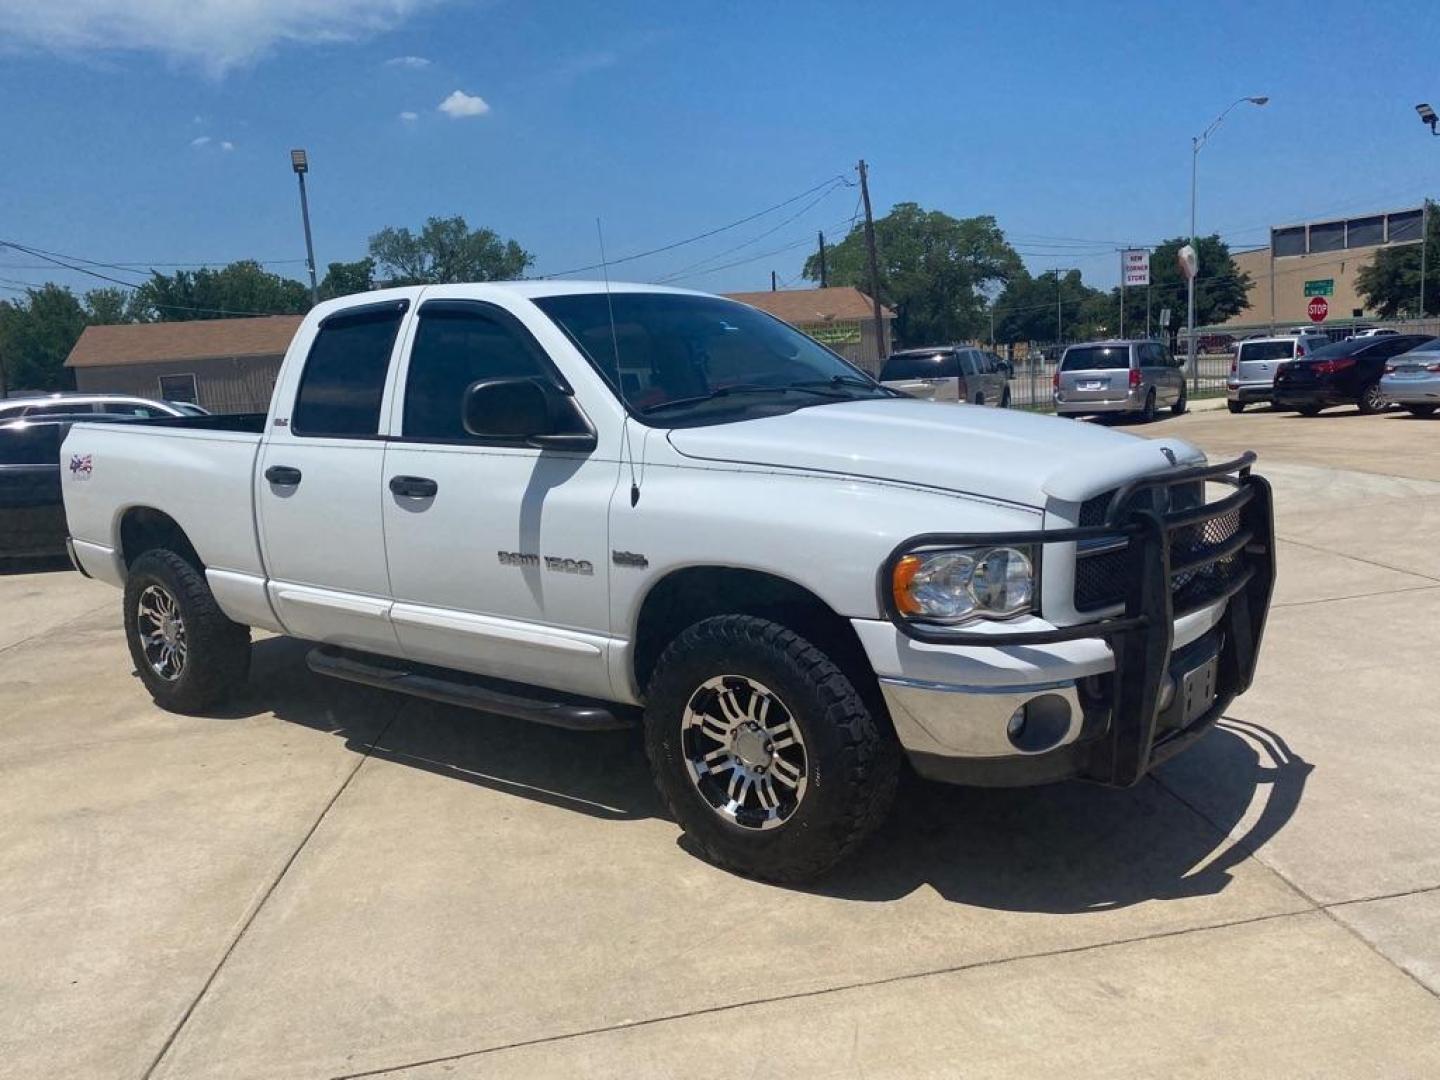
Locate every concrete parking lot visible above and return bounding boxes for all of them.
[4,405,1440,1079]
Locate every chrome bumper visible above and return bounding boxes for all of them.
[880,677,1083,759]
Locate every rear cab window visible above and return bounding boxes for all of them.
[880,352,958,381]
[292,301,408,437]
[1060,345,1131,371]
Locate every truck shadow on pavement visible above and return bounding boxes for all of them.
[238,636,1311,912]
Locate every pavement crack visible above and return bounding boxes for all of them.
[0,600,112,658]
[1274,533,1440,585]
[139,708,399,1080]
[1325,882,1440,909]
[1271,583,1440,610]
[330,908,1314,1079]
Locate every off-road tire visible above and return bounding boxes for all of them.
[643,615,900,883]
[123,549,250,713]
[1357,381,1388,415]
[1227,401,1245,414]
[1406,404,1437,417]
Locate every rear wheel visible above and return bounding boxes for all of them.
[1297,403,1323,417]
[1406,404,1437,417]
[1227,401,1245,414]
[974,393,985,406]
[1000,389,1012,409]
[1172,384,1188,416]
[123,550,250,713]
[1138,389,1157,423]
[643,615,899,882]
[1357,381,1389,415]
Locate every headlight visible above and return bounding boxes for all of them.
[891,545,1035,623]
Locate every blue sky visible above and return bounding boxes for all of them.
[3,0,1439,303]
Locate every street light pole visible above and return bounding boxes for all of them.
[291,149,319,306]
[1187,96,1268,395]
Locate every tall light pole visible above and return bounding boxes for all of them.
[1414,105,1437,320]
[291,149,319,306]
[1188,96,1268,393]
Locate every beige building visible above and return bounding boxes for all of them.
[1220,206,1424,329]
[725,286,895,373]
[67,316,302,414]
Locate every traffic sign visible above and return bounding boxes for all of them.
[1304,278,1334,297]
[1308,296,1329,322]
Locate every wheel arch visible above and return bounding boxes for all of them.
[631,565,880,707]
[117,506,204,575]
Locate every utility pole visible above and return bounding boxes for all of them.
[1420,199,1430,321]
[771,270,778,292]
[1268,229,1277,335]
[858,160,885,355]
[1055,268,1064,345]
[817,231,828,288]
[1121,275,1127,339]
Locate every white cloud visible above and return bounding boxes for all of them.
[384,54,429,68]
[0,0,447,76]
[220,140,234,151]
[189,135,211,147]
[399,110,418,122]
[438,89,489,118]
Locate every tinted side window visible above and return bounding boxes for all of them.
[403,304,553,440]
[292,305,406,437]
[98,402,167,418]
[880,352,956,381]
[24,402,92,417]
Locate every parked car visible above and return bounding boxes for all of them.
[880,346,1011,407]
[0,393,205,422]
[1053,340,1186,421]
[0,414,131,560]
[1273,334,1436,416]
[1379,339,1440,417]
[61,283,1275,882]
[1346,327,1399,340]
[1226,334,1330,413]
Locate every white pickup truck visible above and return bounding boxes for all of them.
[62,283,1276,881]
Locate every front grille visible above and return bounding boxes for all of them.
[1073,482,1244,614]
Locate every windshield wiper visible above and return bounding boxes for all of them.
[639,384,829,414]
[786,374,899,396]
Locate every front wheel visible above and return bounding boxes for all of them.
[1406,404,1437,417]
[1172,385,1188,416]
[1000,389,1012,409]
[1227,401,1245,414]
[1357,381,1389,415]
[123,549,251,713]
[1297,403,1323,417]
[1137,389,1157,423]
[643,615,899,882]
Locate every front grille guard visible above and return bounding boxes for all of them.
[878,453,1277,785]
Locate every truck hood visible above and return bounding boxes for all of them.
[665,398,1205,507]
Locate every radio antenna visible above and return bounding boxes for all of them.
[597,218,640,507]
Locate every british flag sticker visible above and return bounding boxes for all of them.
[69,453,93,480]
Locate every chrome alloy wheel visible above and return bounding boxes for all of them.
[136,584,187,681]
[680,675,808,830]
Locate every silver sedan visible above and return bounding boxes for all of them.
[1381,341,1440,417]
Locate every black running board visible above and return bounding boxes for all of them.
[306,645,636,731]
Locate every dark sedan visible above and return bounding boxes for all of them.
[0,414,129,561]
[1272,333,1436,416]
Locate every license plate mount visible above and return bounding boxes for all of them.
[1080,379,1105,391]
[1179,655,1219,727]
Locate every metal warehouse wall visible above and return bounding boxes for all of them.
[74,355,283,414]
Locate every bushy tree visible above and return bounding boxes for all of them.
[1356,201,1438,317]
[130,260,310,321]
[318,258,377,300]
[1144,236,1253,349]
[801,203,1022,346]
[0,285,89,392]
[368,216,533,285]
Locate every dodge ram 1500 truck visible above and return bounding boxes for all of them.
[62,283,1276,881]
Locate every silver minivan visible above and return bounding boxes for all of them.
[879,347,1011,407]
[1053,340,1185,421]
[1226,333,1329,413]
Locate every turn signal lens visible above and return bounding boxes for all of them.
[892,555,924,616]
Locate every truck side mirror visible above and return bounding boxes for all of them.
[461,378,596,451]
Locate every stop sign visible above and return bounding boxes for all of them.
[1308,296,1329,322]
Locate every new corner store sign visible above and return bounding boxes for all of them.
[1304,279,1334,297]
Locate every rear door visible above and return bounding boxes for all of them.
[255,298,410,653]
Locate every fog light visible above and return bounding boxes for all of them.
[1006,694,1073,753]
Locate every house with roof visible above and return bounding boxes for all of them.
[723,286,895,373]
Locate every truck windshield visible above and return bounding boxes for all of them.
[534,292,891,424]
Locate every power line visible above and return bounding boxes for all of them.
[538,173,853,278]
[656,209,863,285]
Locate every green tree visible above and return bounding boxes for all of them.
[1356,201,1439,317]
[0,284,88,392]
[83,287,139,325]
[801,203,1022,345]
[131,260,310,321]
[368,216,533,285]
[993,269,1106,345]
[1143,235,1253,349]
[318,257,377,301]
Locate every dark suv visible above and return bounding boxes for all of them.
[1273,334,1436,416]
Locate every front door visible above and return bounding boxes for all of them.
[256,299,410,653]
[380,298,619,699]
